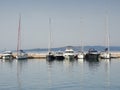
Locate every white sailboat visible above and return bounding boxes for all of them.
[16,14,28,60]
[100,14,111,59]
[77,41,84,59]
[77,18,84,59]
[46,18,55,61]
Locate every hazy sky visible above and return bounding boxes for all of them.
[0,0,120,50]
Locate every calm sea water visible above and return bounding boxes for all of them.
[0,58,120,90]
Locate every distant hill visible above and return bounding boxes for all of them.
[24,46,120,52]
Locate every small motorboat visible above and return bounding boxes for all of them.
[85,48,100,60]
[55,51,64,60]
[2,51,13,60]
[63,47,75,60]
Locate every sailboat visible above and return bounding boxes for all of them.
[46,18,55,61]
[77,41,85,59]
[77,18,85,59]
[16,14,28,60]
[100,14,111,59]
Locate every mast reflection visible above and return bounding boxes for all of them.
[104,59,111,90]
[16,60,27,90]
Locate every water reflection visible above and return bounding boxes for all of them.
[78,59,84,64]
[63,59,77,69]
[104,59,111,90]
[46,58,78,89]
[1,59,13,63]
[46,60,54,66]
[77,59,84,90]
[0,59,14,69]
[85,59,100,71]
[16,60,28,90]
[0,58,119,90]
[46,58,77,68]
[46,60,53,89]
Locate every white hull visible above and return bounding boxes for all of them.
[16,55,28,60]
[2,51,13,60]
[64,55,74,60]
[77,53,84,59]
[100,52,110,59]
[2,55,13,60]
[64,48,75,60]
[16,52,28,60]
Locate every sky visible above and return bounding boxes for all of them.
[0,0,120,50]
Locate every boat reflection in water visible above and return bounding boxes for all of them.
[78,58,84,64]
[46,58,55,67]
[46,60,53,89]
[104,59,111,89]
[0,57,116,90]
[16,59,28,90]
[85,57,100,71]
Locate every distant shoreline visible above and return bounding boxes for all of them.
[1,46,120,53]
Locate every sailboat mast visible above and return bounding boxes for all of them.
[105,14,110,52]
[48,18,52,52]
[80,17,84,52]
[80,40,84,52]
[17,14,21,54]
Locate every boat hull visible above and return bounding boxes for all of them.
[16,54,28,60]
[2,55,13,60]
[55,56,64,60]
[46,55,55,61]
[64,55,74,60]
[77,54,84,59]
[2,51,13,60]
[85,53,100,60]
[100,52,111,59]
[16,57,28,60]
